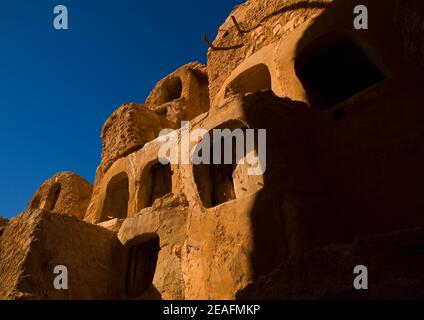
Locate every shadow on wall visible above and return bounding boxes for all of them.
[231,2,339,297]
[237,0,424,298]
[193,120,264,208]
[293,0,424,236]
[237,1,424,297]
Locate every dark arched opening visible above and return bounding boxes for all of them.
[295,33,385,110]
[163,77,182,103]
[147,163,172,206]
[102,172,129,221]
[44,183,61,211]
[137,163,173,211]
[226,64,272,97]
[193,120,264,208]
[124,234,160,299]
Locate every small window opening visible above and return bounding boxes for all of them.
[102,172,129,221]
[163,77,182,103]
[193,121,264,208]
[148,164,172,207]
[44,183,61,211]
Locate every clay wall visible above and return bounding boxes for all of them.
[28,172,93,220]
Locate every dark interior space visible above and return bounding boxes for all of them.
[295,37,385,110]
[195,162,237,208]
[226,64,272,97]
[194,124,249,208]
[45,183,61,211]
[103,172,129,221]
[163,77,183,103]
[148,163,172,206]
[125,234,160,299]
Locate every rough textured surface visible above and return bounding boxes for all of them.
[0,209,124,300]
[238,228,424,300]
[119,194,189,300]
[88,93,335,299]
[101,62,210,175]
[28,172,93,220]
[393,0,424,68]
[2,0,424,300]
[101,102,176,174]
[145,62,210,124]
[0,217,7,238]
[207,0,333,103]
[97,218,125,233]
[86,0,424,299]
[0,217,7,226]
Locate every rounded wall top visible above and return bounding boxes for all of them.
[145,61,208,109]
[28,171,93,220]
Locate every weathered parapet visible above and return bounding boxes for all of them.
[100,102,176,174]
[87,62,209,224]
[99,63,209,175]
[28,171,93,220]
[145,62,210,124]
[0,209,124,300]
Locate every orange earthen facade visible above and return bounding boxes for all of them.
[1,0,424,300]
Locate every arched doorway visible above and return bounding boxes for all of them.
[295,33,385,110]
[124,234,160,299]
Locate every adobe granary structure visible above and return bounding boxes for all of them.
[1,0,424,299]
[28,172,93,220]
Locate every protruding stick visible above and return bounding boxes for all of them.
[203,33,244,51]
[231,16,246,34]
[203,34,217,50]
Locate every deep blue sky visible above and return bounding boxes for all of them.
[0,0,242,219]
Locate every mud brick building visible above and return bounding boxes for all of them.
[1,0,424,299]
